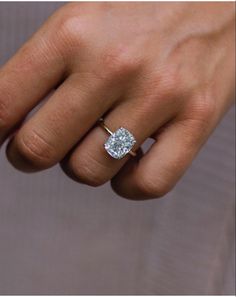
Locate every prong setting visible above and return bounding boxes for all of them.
[104,127,136,159]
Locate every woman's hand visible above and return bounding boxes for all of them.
[0,3,234,199]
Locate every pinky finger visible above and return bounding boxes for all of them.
[111,116,213,200]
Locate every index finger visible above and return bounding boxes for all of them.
[0,12,66,144]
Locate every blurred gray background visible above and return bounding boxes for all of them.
[0,2,235,295]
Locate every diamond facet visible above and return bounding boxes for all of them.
[104,127,136,159]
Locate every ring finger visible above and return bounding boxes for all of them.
[61,87,180,186]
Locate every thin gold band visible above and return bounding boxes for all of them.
[99,119,113,136]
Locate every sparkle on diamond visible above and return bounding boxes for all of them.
[104,127,136,159]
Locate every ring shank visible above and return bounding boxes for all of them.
[99,119,113,135]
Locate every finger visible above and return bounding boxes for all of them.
[111,110,213,200]
[6,73,121,172]
[0,13,66,144]
[61,90,179,187]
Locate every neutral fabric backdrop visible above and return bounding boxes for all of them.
[0,2,235,295]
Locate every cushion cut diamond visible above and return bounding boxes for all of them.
[104,127,136,159]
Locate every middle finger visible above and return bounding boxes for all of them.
[6,72,121,172]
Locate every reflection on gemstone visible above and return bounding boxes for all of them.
[104,127,136,159]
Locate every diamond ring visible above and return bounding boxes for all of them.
[99,119,137,159]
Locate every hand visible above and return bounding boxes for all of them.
[0,3,235,199]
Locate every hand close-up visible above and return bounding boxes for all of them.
[0,2,235,199]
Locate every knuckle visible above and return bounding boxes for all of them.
[157,66,180,96]
[15,130,56,169]
[137,175,171,198]
[177,91,216,148]
[144,65,181,100]
[193,98,215,121]
[102,46,141,79]
[70,154,107,187]
[56,14,86,52]
[59,16,81,39]
[187,92,216,129]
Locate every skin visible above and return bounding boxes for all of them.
[0,2,235,200]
